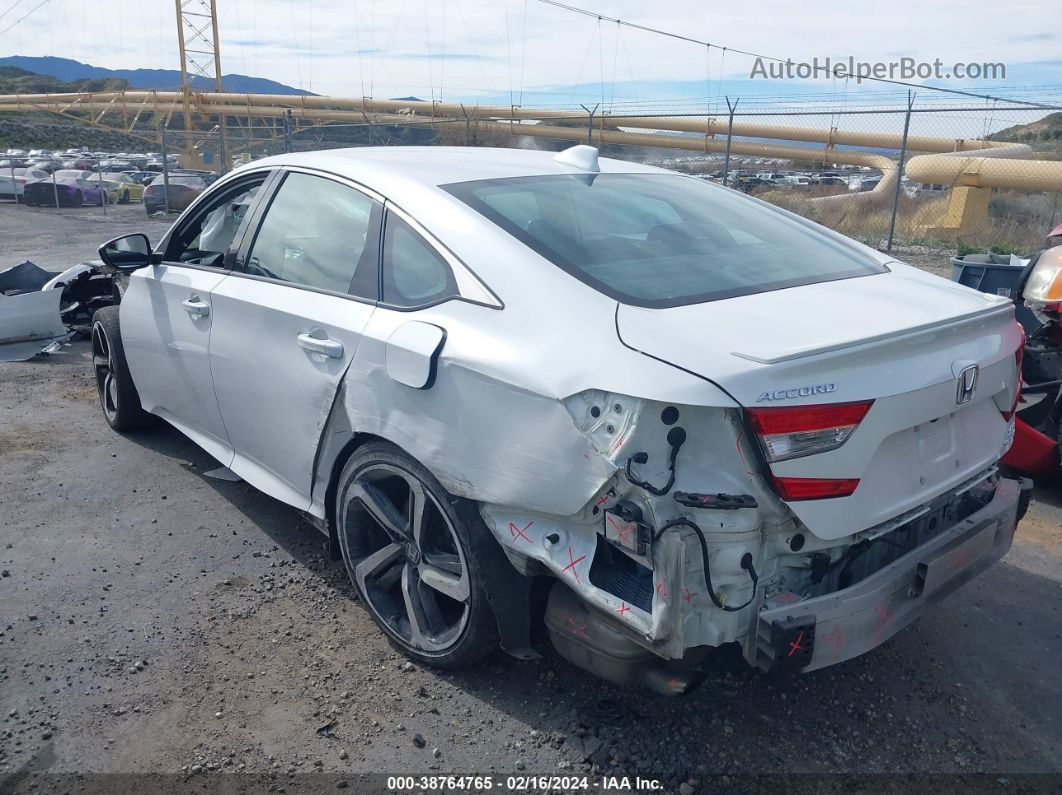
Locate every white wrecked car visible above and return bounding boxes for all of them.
[92,146,1028,692]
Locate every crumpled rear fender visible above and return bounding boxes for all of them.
[309,300,738,520]
[311,355,616,518]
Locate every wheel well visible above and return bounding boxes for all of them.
[322,431,382,560]
[320,431,538,659]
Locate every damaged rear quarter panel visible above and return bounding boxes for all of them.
[330,300,616,515]
[312,270,739,518]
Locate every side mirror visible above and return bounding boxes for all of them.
[98,233,153,272]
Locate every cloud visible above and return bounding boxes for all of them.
[1,0,1058,106]
[392,52,494,61]
[1010,33,1056,43]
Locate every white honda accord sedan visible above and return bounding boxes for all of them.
[92,145,1028,692]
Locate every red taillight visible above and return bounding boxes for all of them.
[771,476,860,501]
[1002,322,1025,422]
[748,402,872,435]
[747,401,873,462]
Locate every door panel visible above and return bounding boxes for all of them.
[119,172,273,466]
[120,265,233,464]
[208,170,383,511]
[208,279,374,509]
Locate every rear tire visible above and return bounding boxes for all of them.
[90,306,150,432]
[335,441,497,669]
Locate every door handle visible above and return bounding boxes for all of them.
[297,332,344,358]
[181,296,210,317]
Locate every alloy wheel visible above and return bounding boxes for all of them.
[340,464,471,653]
[91,324,118,422]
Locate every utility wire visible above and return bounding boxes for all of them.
[534,0,1060,110]
[0,0,27,22]
[0,0,48,37]
[518,0,528,105]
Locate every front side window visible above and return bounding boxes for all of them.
[245,172,380,296]
[167,176,266,267]
[381,213,458,307]
[445,173,885,307]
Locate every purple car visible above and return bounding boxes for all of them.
[22,176,106,207]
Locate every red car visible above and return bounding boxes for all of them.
[997,245,1062,476]
[143,172,217,214]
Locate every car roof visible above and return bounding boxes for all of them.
[243,146,668,189]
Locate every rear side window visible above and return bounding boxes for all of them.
[445,173,885,307]
[245,172,381,296]
[381,213,458,307]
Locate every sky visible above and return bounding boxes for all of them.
[1,0,1060,133]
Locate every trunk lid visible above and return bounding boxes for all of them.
[616,266,1022,540]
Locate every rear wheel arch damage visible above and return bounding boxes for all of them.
[328,438,539,664]
[308,344,803,671]
[312,380,797,667]
[481,391,799,659]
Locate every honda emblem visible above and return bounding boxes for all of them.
[955,364,979,405]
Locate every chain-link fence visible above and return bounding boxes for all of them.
[200,98,1062,260]
[695,101,1062,258]
[6,96,1060,263]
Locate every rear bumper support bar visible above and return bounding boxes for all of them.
[747,477,1024,672]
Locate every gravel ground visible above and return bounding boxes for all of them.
[1,203,1061,793]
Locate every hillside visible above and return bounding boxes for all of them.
[0,66,438,152]
[0,55,312,96]
[991,112,1062,143]
[0,65,129,94]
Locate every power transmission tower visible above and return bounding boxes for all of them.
[174,0,225,165]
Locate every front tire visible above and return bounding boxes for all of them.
[335,442,497,669]
[91,306,150,432]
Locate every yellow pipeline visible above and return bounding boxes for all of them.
[8,91,1061,197]
[1,90,1024,155]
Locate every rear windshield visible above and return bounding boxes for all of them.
[444,173,885,307]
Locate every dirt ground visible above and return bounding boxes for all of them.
[1,202,1061,793]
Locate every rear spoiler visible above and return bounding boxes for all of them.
[731,303,1013,365]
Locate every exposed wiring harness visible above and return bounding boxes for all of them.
[624,427,686,496]
[653,517,759,612]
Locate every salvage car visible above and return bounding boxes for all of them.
[0,166,50,198]
[142,172,213,214]
[956,242,1062,476]
[22,175,107,207]
[101,172,145,203]
[90,145,1028,692]
[85,175,123,205]
[122,170,159,187]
